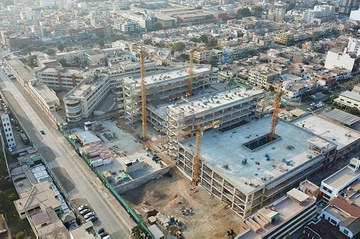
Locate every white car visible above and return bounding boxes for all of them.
[84,212,95,219]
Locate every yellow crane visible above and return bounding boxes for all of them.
[140,49,147,140]
[188,49,194,96]
[269,88,283,141]
[193,119,220,186]
[115,119,220,186]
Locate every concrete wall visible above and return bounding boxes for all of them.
[114,166,170,194]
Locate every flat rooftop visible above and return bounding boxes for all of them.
[182,117,335,194]
[32,83,59,104]
[237,194,316,238]
[293,114,360,150]
[66,75,108,99]
[149,87,263,117]
[168,88,264,117]
[6,59,34,82]
[125,65,211,86]
[322,165,360,189]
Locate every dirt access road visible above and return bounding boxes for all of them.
[124,169,245,239]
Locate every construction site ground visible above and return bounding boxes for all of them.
[123,168,245,239]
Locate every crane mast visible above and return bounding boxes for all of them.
[269,90,283,141]
[188,49,194,96]
[193,119,201,186]
[140,50,147,140]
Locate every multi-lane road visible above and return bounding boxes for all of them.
[0,52,133,238]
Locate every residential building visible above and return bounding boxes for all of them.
[237,180,318,239]
[248,67,279,89]
[302,5,335,23]
[346,37,360,57]
[0,107,16,148]
[175,117,337,218]
[324,49,358,72]
[274,33,293,45]
[320,158,360,201]
[338,0,360,15]
[334,90,360,110]
[121,21,140,32]
[304,183,360,238]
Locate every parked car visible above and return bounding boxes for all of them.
[99,232,108,238]
[85,216,97,222]
[84,212,95,219]
[78,204,88,211]
[97,228,105,234]
[80,208,91,215]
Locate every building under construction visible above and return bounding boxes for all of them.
[147,87,264,134]
[175,117,337,218]
[122,65,215,127]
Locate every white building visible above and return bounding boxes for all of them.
[324,49,357,72]
[350,7,360,21]
[0,108,16,148]
[121,21,140,32]
[347,37,360,56]
[334,90,360,110]
[320,158,360,201]
[64,74,111,123]
[302,5,335,23]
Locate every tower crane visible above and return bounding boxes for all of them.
[269,87,283,141]
[140,50,147,140]
[115,119,220,186]
[188,49,194,96]
[193,119,220,186]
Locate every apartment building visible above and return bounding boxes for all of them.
[324,49,357,72]
[238,180,318,239]
[346,37,360,57]
[334,90,360,110]
[273,33,293,45]
[121,21,140,32]
[64,73,110,123]
[0,107,16,148]
[304,180,360,238]
[248,68,279,89]
[320,158,360,201]
[176,117,337,218]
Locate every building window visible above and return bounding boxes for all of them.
[330,219,337,226]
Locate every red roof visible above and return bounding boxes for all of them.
[329,197,360,217]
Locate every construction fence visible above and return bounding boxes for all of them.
[58,125,153,238]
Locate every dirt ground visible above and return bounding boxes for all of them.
[123,168,243,239]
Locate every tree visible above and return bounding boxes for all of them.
[45,48,56,56]
[171,42,186,53]
[151,22,163,31]
[16,231,25,239]
[57,43,64,52]
[191,37,200,42]
[143,38,152,45]
[199,34,208,43]
[209,58,218,67]
[252,6,263,16]
[74,56,80,66]
[99,40,105,48]
[237,8,252,19]
[58,59,70,67]
[348,107,360,115]
[27,55,37,67]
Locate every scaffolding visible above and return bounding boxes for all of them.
[166,105,185,159]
